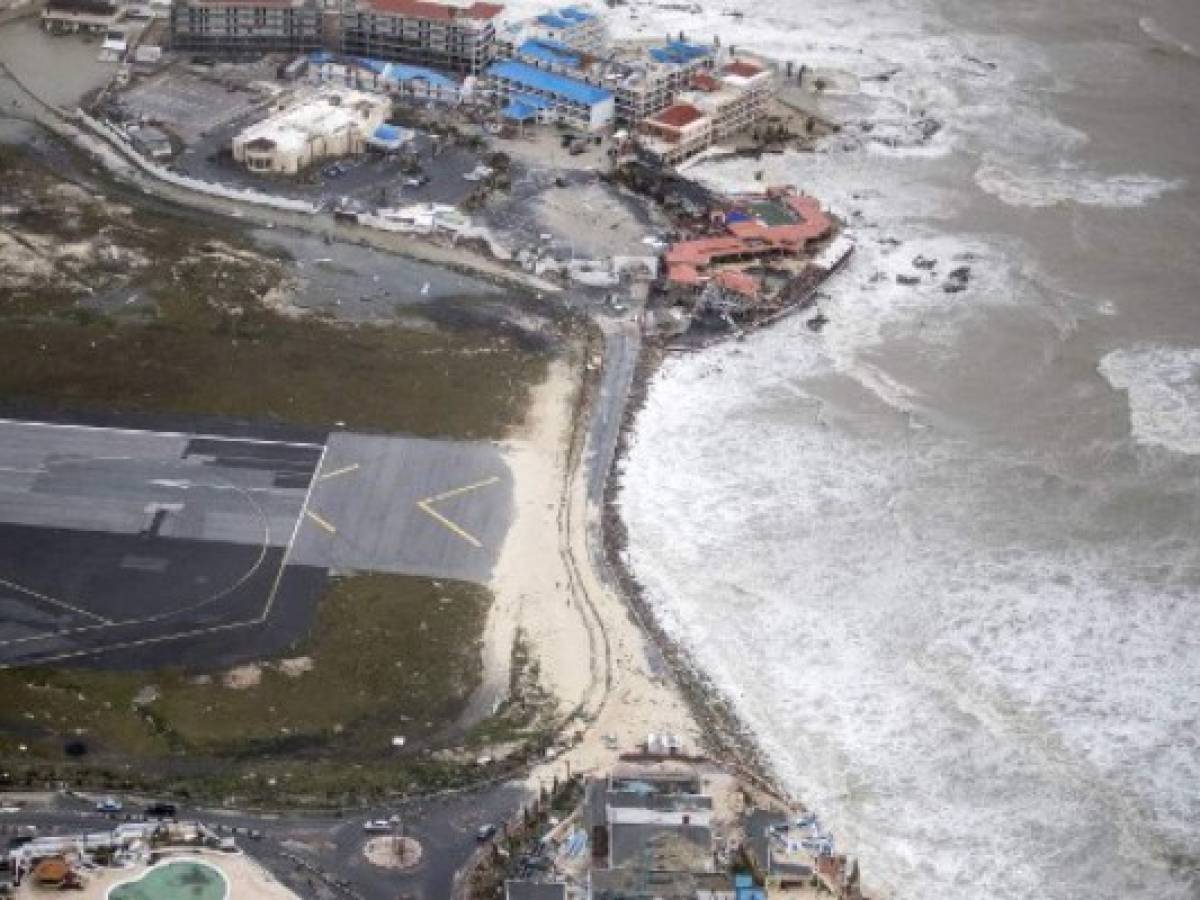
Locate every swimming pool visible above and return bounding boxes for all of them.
[107,859,229,900]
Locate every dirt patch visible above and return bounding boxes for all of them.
[222,664,263,690]
[363,835,423,870]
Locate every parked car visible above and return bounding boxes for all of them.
[363,820,393,833]
[475,823,498,842]
[404,175,430,188]
[95,797,123,814]
[145,802,176,819]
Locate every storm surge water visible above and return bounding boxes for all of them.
[614,0,1200,898]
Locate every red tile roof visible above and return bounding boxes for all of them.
[691,72,720,92]
[666,263,702,285]
[652,102,705,128]
[665,197,832,269]
[362,0,503,20]
[714,269,759,297]
[723,59,763,78]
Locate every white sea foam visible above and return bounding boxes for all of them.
[1100,346,1200,455]
[975,158,1186,209]
[600,0,1200,898]
[1140,16,1200,59]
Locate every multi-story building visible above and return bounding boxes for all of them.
[486,58,613,131]
[606,39,714,123]
[339,0,504,75]
[637,57,772,166]
[526,5,604,54]
[309,51,465,104]
[169,0,323,54]
[42,0,124,35]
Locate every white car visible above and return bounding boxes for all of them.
[362,819,393,833]
[96,797,123,813]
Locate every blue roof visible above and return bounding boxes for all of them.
[536,6,594,28]
[518,37,583,69]
[487,60,611,106]
[372,124,403,141]
[502,100,539,121]
[308,52,458,90]
[649,40,711,65]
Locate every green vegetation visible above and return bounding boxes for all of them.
[0,576,494,804]
[0,149,548,439]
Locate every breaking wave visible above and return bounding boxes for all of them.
[1099,346,1200,456]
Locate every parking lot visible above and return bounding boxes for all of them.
[118,68,265,144]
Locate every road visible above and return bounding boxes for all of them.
[0,786,523,900]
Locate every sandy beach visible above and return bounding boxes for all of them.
[484,351,699,783]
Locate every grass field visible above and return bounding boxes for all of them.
[0,575,496,803]
[0,147,550,440]
[0,145,566,803]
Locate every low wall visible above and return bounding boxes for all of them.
[75,110,320,215]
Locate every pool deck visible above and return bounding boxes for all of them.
[16,852,300,900]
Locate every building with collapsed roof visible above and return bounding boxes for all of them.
[231,87,392,174]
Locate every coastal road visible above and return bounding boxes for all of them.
[587,318,642,506]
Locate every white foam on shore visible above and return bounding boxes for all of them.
[621,342,1200,900]
[1100,346,1200,455]
[976,159,1186,209]
[1140,16,1200,59]
[600,0,1200,898]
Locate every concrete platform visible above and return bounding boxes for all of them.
[291,431,511,584]
[0,419,512,669]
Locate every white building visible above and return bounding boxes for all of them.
[637,57,773,166]
[526,5,605,54]
[232,87,392,174]
[310,53,466,104]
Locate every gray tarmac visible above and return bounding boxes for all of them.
[292,431,511,584]
[0,419,512,669]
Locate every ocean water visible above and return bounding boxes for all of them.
[615,0,1200,898]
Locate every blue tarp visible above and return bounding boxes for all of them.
[487,59,612,106]
[502,100,539,121]
[537,5,593,27]
[517,37,583,69]
[725,210,752,224]
[649,40,711,65]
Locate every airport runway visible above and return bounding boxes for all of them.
[0,418,512,670]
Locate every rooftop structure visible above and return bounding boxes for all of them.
[527,4,604,53]
[486,58,614,131]
[637,57,773,166]
[340,0,504,74]
[309,51,465,103]
[664,190,833,303]
[231,87,392,174]
[169,0,323,54]
[604,40,715,123]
